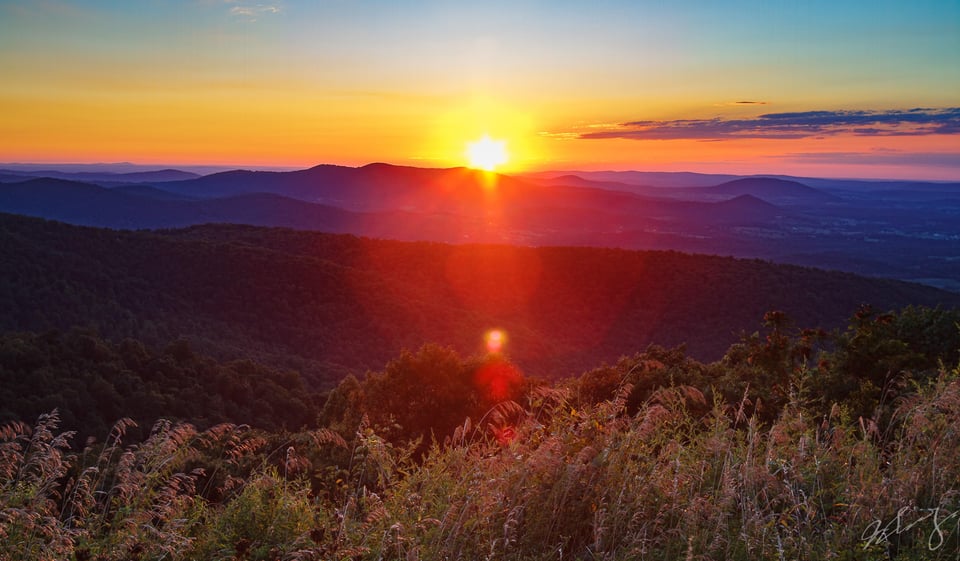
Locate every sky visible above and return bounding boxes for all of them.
[1,0,958,179]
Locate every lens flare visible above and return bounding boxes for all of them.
[485,329,506,353]
[474,358,523,403]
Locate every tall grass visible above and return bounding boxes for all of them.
[330,366,960,560]
[2,366,958,560]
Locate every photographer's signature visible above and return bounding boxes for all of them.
[862,506,959,553]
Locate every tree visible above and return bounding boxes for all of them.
[361,344,480,447]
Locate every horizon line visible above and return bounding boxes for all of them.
[1,160,958,183]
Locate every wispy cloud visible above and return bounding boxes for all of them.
[576,108,960,141]
[226,0,282,21]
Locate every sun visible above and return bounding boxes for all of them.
[466,135,509,172]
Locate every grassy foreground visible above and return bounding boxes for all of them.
[2,369,959,560]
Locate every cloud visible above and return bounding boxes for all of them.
[577,108,960,141]
[227,1,282,21]
[712,100,770,107]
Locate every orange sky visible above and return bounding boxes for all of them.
[1,1,958,179]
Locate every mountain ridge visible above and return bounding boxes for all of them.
[2,212,957,387]
[2,163,958,291]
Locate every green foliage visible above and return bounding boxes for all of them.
[0,329,324,442]
[718,311,828,420]
[327,344,526,454]
[361,345,479,443]
[570,345,711,416]
[194,469,318,560]
[814,305,960,420]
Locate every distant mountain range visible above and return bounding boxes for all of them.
[0,168,200,184]
[526,169,960,193]
[683,177,841,204]
[525,170,745,188]
[0,165,791,240]
[2,162,959,292]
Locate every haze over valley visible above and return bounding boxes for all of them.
[3,162,958,292]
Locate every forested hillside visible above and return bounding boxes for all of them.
[3,213,957,387]
[2,304,958,560]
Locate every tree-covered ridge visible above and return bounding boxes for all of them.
[3,212,958,386]
[1,305,958,560]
